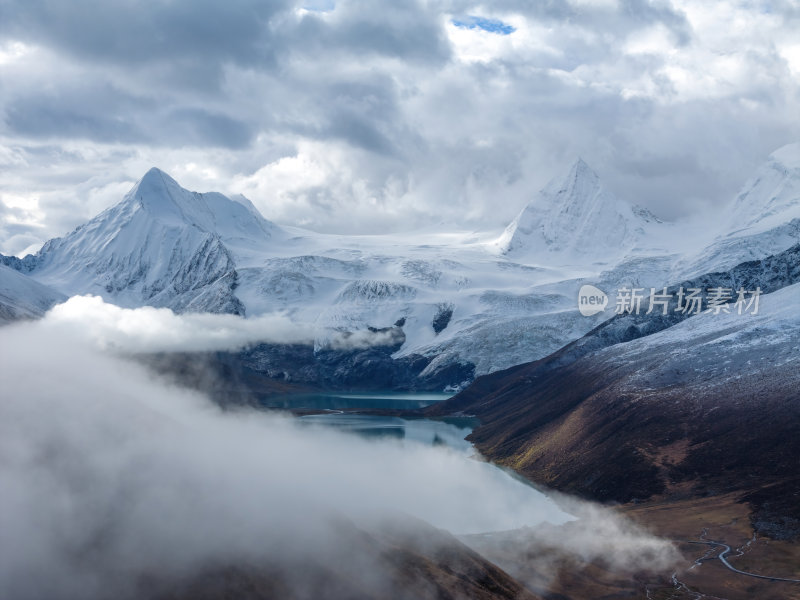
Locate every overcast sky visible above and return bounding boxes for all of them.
[1,0,799,256]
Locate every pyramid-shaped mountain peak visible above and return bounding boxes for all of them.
[545,157,601,198]
[13,168,285,312]
[498,158,657,261]
[132,167,183,197]
[120,168,280,246]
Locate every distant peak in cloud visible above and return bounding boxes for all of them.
[769,142,800,169]
[498,156,660,259]
[451,16,516,35]
[140,166,174,183]
[546,157,601,198]
[568,157,596,178]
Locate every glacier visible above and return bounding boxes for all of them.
[2,144,799,389]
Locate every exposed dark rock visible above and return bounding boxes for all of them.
[0,252,41,273]
[238,338,475,392]
[432,303,454,334]
[741,479,800,541]
[135,351,315,406]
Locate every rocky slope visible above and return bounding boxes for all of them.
[429,248,800,539]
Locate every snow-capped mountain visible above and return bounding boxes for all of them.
[2,144,799,389]
[12,168,283,314]
[496,158,662,264]
[0,265,66,323]
[676,142,800,277]
[729,143,800,233]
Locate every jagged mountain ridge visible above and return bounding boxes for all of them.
[3,168,283,314]
[2,145,799,390]
[496,158,662,261]
[430,239,800,417]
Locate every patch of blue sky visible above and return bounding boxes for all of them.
[452,16,516,35]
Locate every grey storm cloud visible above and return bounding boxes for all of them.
[4,84,153,143]
[0,0,288,66]
[0,0,445,150]
[163,108,255,149]
[0,0,449,73]
[0,0,799,254]
[5,94,253,148]
[289,0,452,63]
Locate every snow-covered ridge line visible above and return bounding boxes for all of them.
[1,144,799,387]
[496,158,662,262]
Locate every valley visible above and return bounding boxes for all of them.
[3,3,799,598]
[2,144,799,599]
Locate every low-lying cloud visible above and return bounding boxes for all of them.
[465,494,682,592]
[0,314,678,599]
[41,295,399,353]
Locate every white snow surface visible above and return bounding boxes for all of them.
[675,142,800,277]
[599,282,800,391]
[28,168,281,312]
[496,158,665,263]
[0,265,66,322]
[9,145,800,377]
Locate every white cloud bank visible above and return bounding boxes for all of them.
[0,305,678,599]
[41,294,400,353]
